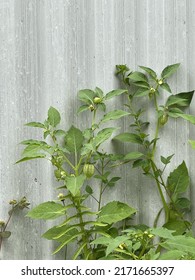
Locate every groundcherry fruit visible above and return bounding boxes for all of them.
[83,163,95,178]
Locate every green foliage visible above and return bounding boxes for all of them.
[16,64,195,260]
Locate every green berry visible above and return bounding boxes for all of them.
[83,163,95,178]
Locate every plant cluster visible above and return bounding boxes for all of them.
[0,197,30,251]
[15,63,195,260]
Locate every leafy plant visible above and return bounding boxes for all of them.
[0,197,30,251]
[16,88,138,259]
[16,64,195,260]
[115,63,194,234]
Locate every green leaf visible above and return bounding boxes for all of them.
[52,231,84,255]
[20,139,48,145]
[104,89,127,100]
[150,227,174,239]
[159,250,185,260]
[128,71,148,82]
[65,174,86,196]
[26,202,65,220]
[77,105,89,114]
[132,81,150,89]
[134,88,150,97]
[94,127,117,147]
[97,201,137,224]
[163,220,189,235]
[101,110,130,123]
[161,63,180,79]
[176,113,195,124]
[0,231,11,238]
[15,155,46,164]
[160,83,172,93]
[47,107,61,127]
[167,161,189,194]
[91,236,111,245]
[85,185,93,194]
[42,225,78,243]
[95,87,104,98]
[175,197,191,210]
[160,154,174,165]
[78,89,96,104]
[166,91,194,108]
[139,66,157,79]
[113,133,143,144]
[25,122,45,128]
[106,236,130,256]
[65,125,84,153]
[161,235,195,254]
[124,152,144,160]
[21,144,48,158]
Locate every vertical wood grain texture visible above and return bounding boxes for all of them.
[1,0,195,259]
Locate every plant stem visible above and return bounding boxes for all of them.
[0,208,14,251]
[151,161,169,224]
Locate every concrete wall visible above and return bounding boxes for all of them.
[1,0,195,259]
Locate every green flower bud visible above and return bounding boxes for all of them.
[60,171,66,179]
[58,193,65,200]
[9,199,17,205]
[93,97,102,104]
[158,79,163,85]
[88,104,95,111]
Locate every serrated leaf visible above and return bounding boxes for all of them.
[139,66,157,79]
[113,133,143,144]
[124,152,144,160]
[166,91,194,108]
[129,71,148,82]
[0,231,11,238]
[47,107,61,127]
[65,174,86,196]
[161,63,180,79]
[97,201,137,224]
[65,125,84,153]
[26,202,65,220]
[78,89,96,104]
[25,122,45,128]
[101,110,130,123]
[104,89,127,100]
[167,161,189,195]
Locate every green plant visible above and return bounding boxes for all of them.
[16,64,195,260]
[0,197,30,251]
[16,88,138,260]
[114,63,195,233]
